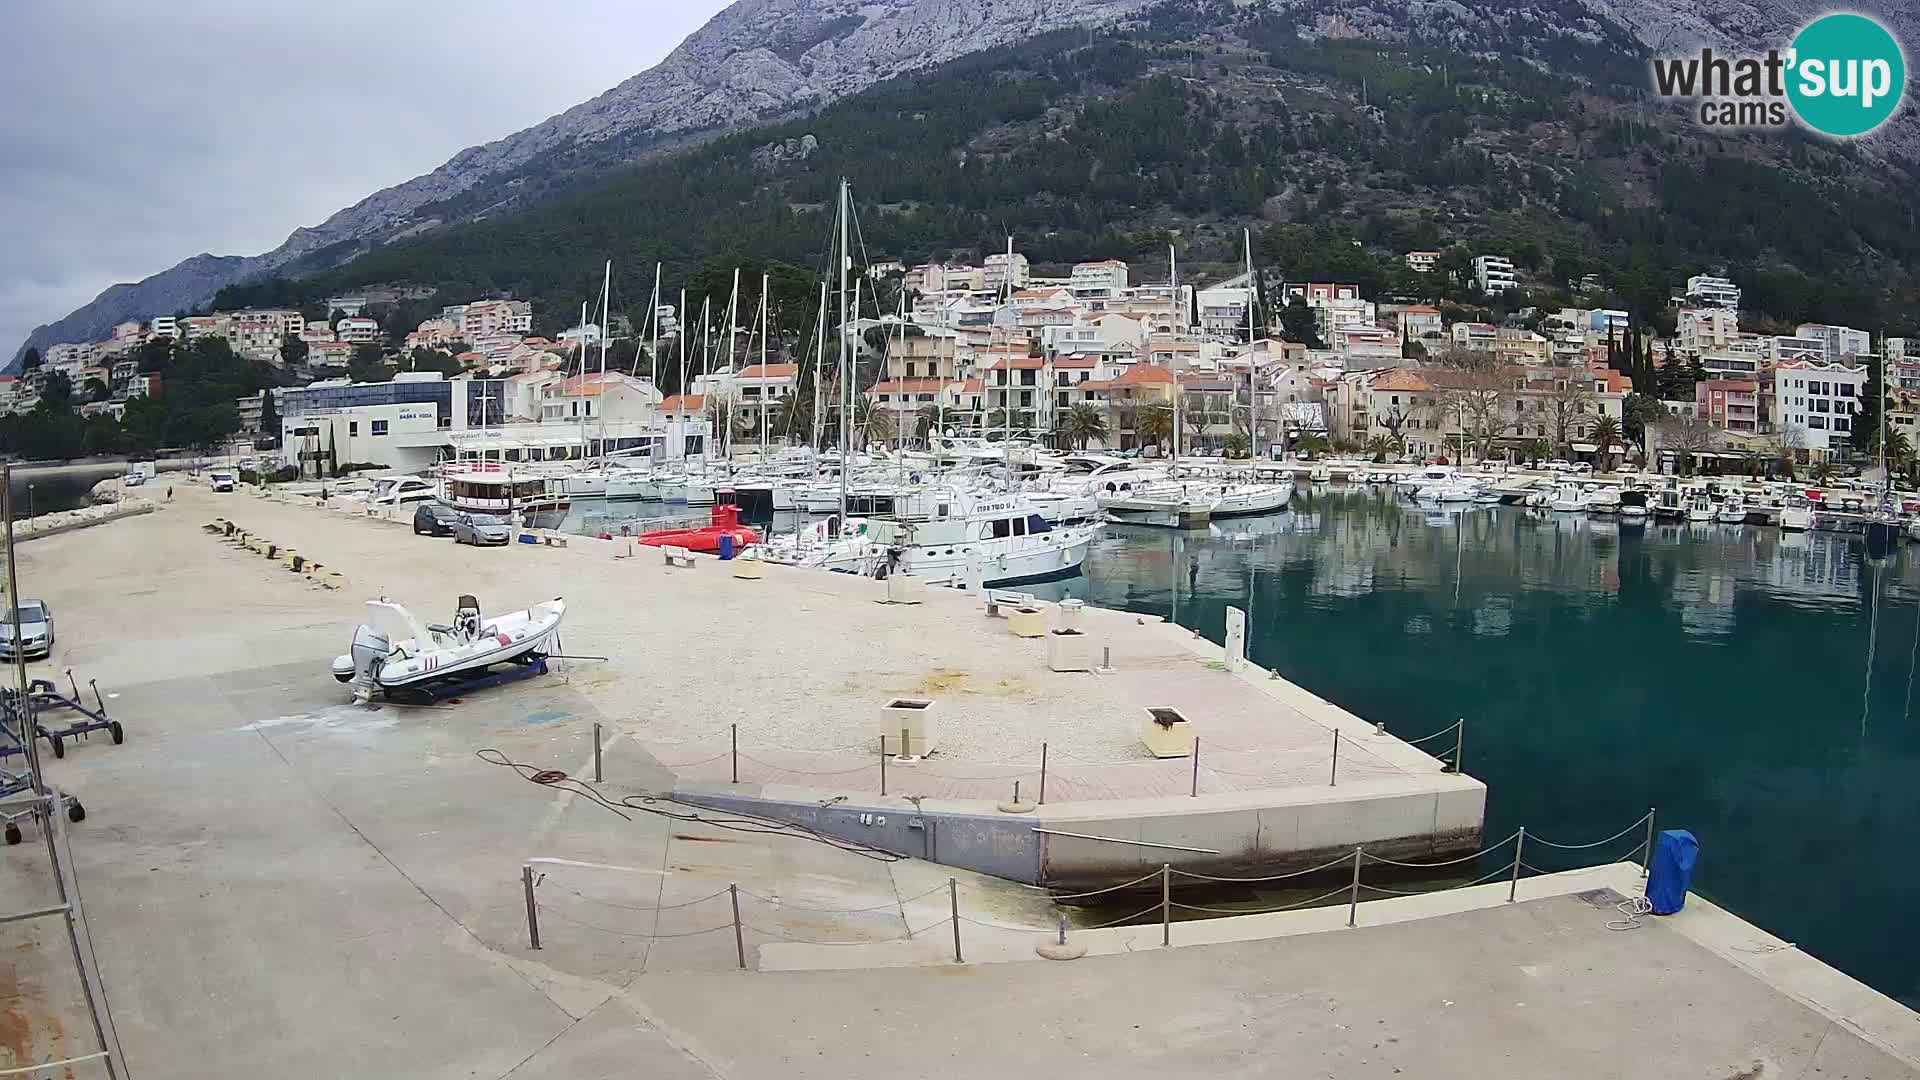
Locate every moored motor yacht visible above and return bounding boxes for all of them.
[1780,494,1813,531]
[439,465,571,530]
[760,489,1097,587]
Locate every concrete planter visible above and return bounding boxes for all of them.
[1141,706,1194,758]
[1046,629,1101,673]
[731,557,765,579]
[1007,607,1048,638]
[880,697,937,757]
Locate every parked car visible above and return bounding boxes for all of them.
[413,502,462,537]
[0,600,54,660]
[452,513,511,546]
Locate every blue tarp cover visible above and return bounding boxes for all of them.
[1646,829,1698,915]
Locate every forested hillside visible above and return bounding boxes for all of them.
[218,0,1920,337]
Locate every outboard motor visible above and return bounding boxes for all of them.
[456,595,481,640]
[333,623,392,701]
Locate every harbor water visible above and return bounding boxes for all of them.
[1060,486,1920,1006]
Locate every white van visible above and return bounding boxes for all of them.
[208,469,236,492]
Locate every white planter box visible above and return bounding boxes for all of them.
[1007,607,1048,638]
[880,698,937,757]
[1141,706,1193,759]
[1046,629,1102,673]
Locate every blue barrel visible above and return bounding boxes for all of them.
[717,534,735,560]
[1646,829,1698,915]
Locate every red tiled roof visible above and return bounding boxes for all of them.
[985,357,1046,370]
[660,394,707,412]
[737,363,798,379]
[1115,366,1177,385]
[1401,305,1440,314]
[1370,369,1433,392]
[1053,356,1098,369]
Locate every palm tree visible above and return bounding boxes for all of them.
[1812,459,1835,487]
[913,404,943,446]
[1060,402,1108,450]
[1223,431,1251,459]
[771,395,814,446]
[852,398,894,448]
[1519,437,1550,467]
[1365,434,1393,463]
[1135,403,1175,453]
[1293,432,1331,457]
[1588,415,1623,471]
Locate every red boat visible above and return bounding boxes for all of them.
[632,490,760,554]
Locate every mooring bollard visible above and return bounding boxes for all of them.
[522,865,541,950]
[592,722,603,783]
[730,884,746,970]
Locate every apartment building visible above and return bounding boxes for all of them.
[1450,322,1498,351]
[1472,255,1517,294]
[149,315,179,340]
[1774,360,1865,457]
[1769,334,1828,364]
[1397,305,1443,347]
[461,299,533,339]
[1696,379,1761,434]
[1685,274,1742,310]
[1677,307,1739,354]
[983,252,1030,294]
[1795,323,1872,361]
[1069,260,1129,297]
[335,317,381,344]
[1404,251,1440,273]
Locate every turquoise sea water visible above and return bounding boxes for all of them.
[1049,487,1920,1005]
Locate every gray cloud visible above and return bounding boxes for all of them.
[0,0,730,353]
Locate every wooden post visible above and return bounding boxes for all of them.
[522,865,540,950]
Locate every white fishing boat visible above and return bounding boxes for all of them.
[1686,491,1715,523]
[1780,494,1813,531]
[331,595,566,702]
[1398,465,1454,498]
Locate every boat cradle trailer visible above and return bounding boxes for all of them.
[0,672,119,843]
[376,653,553,706]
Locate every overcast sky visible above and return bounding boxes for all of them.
[0,0,731,354]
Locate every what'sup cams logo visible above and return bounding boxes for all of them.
[1652,12,1907,136]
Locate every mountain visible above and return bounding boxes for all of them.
[13,0,1158,364]
[19,0,1920,363]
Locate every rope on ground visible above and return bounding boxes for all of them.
[736,883,948,914]
[1607,895,1653,931]
[1169,850,1357,884]
[1527,811,1654,851]
[1170,884,1353,915]
[542,881,730,912]
[736,753,878,777]
[1039,867,1167,900]
[1359,830,1521,869]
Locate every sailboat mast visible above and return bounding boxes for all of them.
[599,259,611,377]
[837,178,852,529]
[677,288,688,460]
[895,287,907,481]
[759,272,770,464]
[1245,228,1258,461]
[647,262,661,382]
[813,281,827,456]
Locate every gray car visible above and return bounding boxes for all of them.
[0,600,54,659]
[452,513,511,546]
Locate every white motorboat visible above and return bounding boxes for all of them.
[331,595,566,702]
[365,475,439,507]
[1308,465,1333,483]
[1398,466,1454,498]
[1097,478,1213,528]
[1585,487,1622,516]
[1715,494,1748,524]
[1686,491,1715,523]
[1204,482,1292,518]
[1780,495,1813,531]
[1549,483,1586,513]
[762,490,1096,587]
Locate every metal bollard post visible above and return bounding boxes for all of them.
[1190,736,1201,798]
[730,884,746,970]
[1347,847,1363,928]
[731,723,738,784]
[1039,742,1048,805]
[879,736,888,797]
[522,865,541,950]
[949,878,963,963]
[1161,863,1172,947]
[1641,808,1657,877]
[1508,827,1526,903]
[592,722,603,783]
[1100,646,1112,672]
[1330,729,1340,786]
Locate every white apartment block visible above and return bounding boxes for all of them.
[1769,334,1828,364]
[1472,255,1517,294]
[1795,323,1872,360]
[43,342,97,372]
[148,315,180,340]
[1195,286,1253,337]
[1069,260,1129,297]
[1774,360,1865,457]
[336,317,381,344]
[1677,307,1738,353]
[1404,251,1439,273]
[983,252,1030,294]
[1451,322,1498,351]
[461,299,533,339]
[1685,274,1742,310]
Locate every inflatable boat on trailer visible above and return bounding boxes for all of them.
[333,595,566,703]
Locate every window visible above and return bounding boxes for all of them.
[1058,392,1070,408]
[990,518,1013,539]
[904,362,916,378]
[371,419,388,436]
[1809,416,1829,429]
[1020,391,1032,407]
[1012,516,1027,536]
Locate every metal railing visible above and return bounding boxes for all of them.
[513,808,1658,966]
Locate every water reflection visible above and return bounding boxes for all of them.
[1072,486,1920,1005]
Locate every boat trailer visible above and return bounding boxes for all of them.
[0,671,125,762]
[378,654,551,706]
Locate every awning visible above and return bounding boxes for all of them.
[1571,442,1599,452]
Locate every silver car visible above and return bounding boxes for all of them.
[452,513,511,546]
[0,600,54,659]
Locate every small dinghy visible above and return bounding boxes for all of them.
[332,594,565,702]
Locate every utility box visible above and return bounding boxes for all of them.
[885,572,921,604]
[1141,707,1194,758]
[880,698,937,757]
